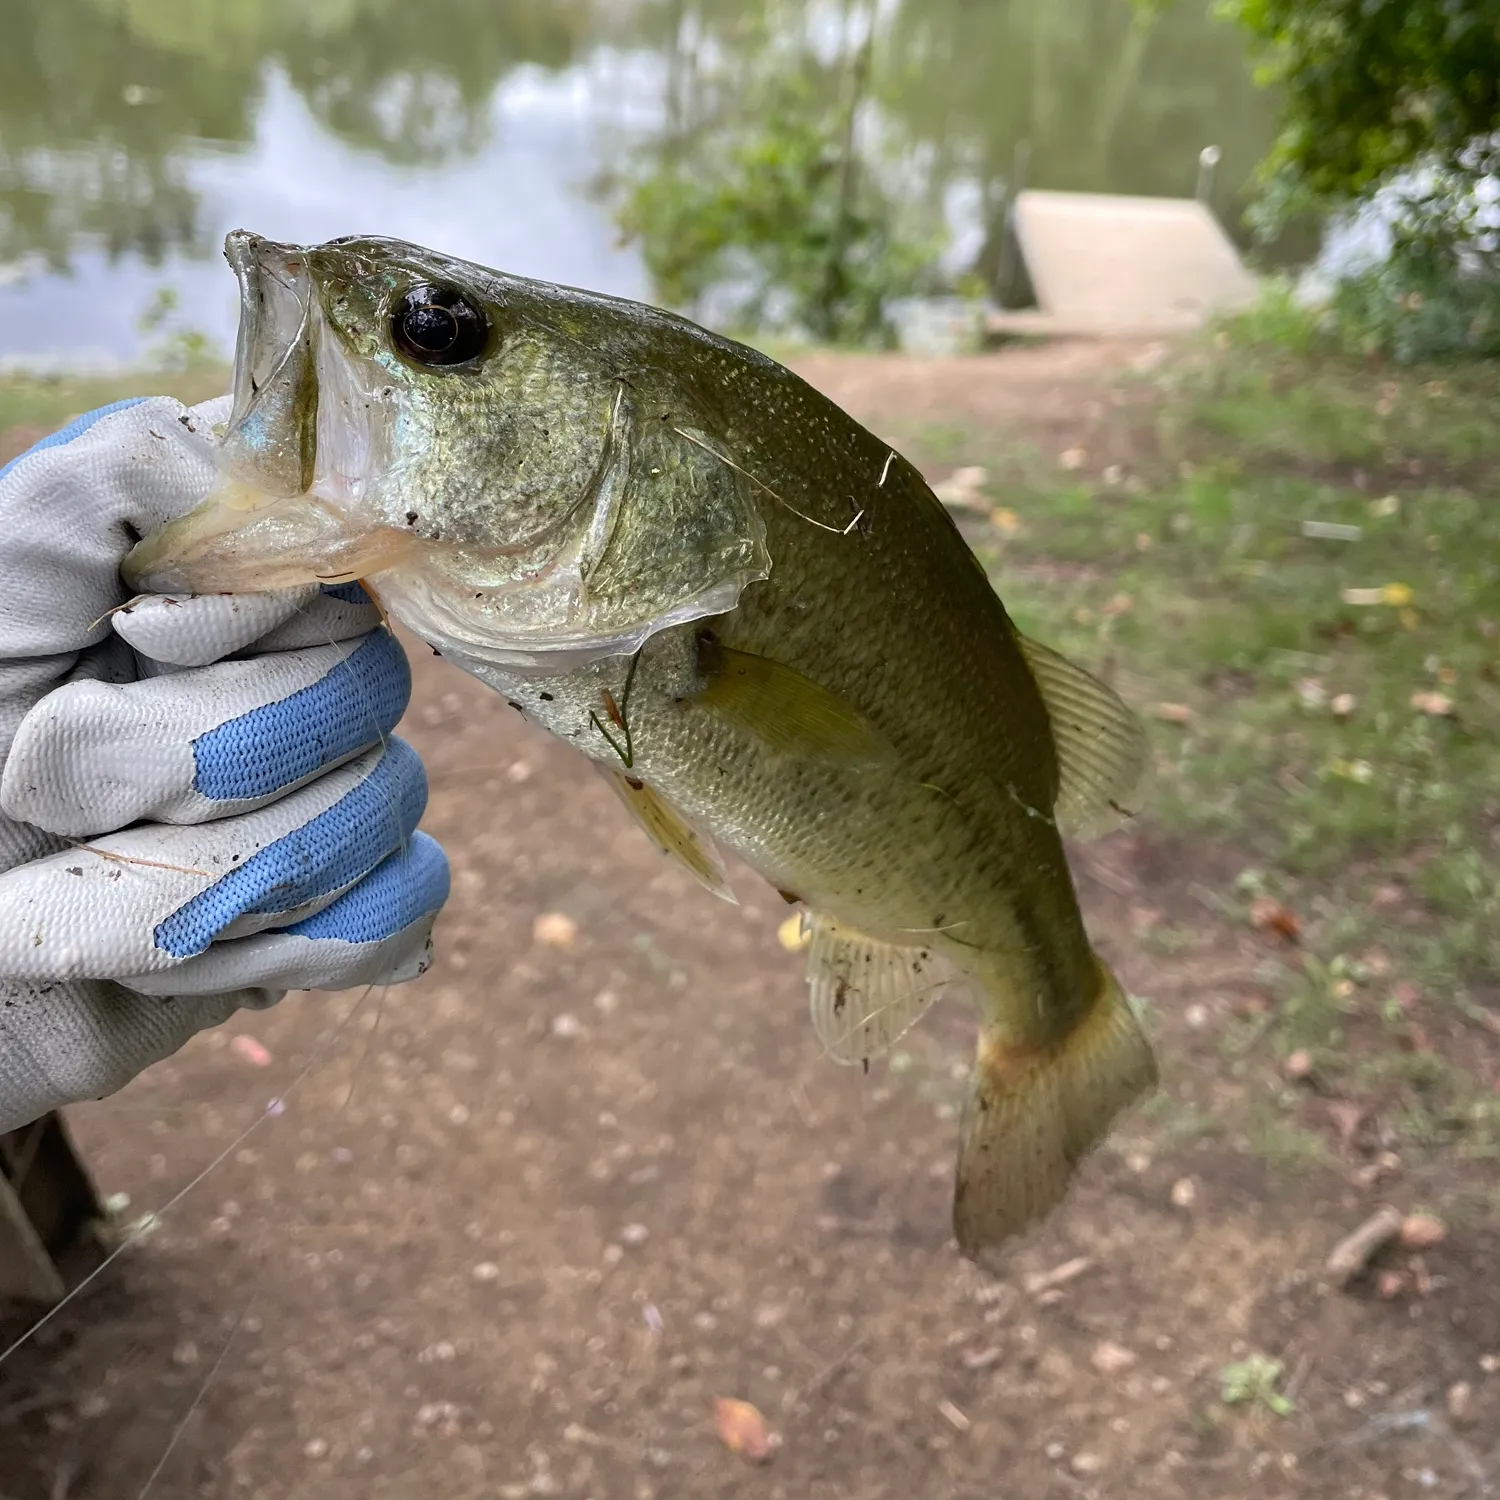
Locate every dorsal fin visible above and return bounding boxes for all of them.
[601,769,736,902]
[1017,634,1149,840]
[803,912,962,1065]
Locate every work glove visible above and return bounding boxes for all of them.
[0,397,450,1133]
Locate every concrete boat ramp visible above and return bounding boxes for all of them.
[991,188,1259,339]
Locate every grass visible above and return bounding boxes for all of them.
[903,326,1500,1169]
[0,367,228,440]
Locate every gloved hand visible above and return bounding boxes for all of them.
[0,397,450,1133]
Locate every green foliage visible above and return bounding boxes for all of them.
[1323,147,1500,363]
[1220,1353,1294,1416]
[1222,0,1500,217]
[138,286,220,371]
[1220,0,1500,362]
[613,59,941,345]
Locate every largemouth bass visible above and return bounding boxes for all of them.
[124,231,1158,1267]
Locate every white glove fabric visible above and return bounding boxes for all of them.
[0,398,450,1132]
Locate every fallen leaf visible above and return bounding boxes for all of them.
[1150,702,1194,724]
[1326,1100,1364,1150]
[990,506,1021,535]
[1410,691,1453,717]
[532,912,577,947]
[1249,897,1301,943]
[1342,582,1415,608]
[715,1398,774,1462]
[776,914,809,952]
[230,1035,273,1068]
[933,465,990,511]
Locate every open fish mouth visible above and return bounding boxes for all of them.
[219,230,320,498]
[121,231,395,596]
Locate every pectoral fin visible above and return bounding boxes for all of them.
[804,912,960,1065]
[694,640,893,768]
[1017,635,1149,839]
[601,768,736,903]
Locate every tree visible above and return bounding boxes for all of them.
[1223,0,1500,219]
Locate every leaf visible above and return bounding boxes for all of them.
[1150,702,1194,724]
[714,1398,775,1462]
[932,465,990,511]
[1410,691,1453,716]
[1249,897,1301,942]
[1326,1099,1364,1149]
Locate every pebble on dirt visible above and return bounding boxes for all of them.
[230,1034,273,1067]
[714,1398,775,1462]
[532,911,577,947]
[1091,1340,1138,1375]
[1398,1212,1447,1250]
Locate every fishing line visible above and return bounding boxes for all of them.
[134,1291,260,1500]
[669,426,855,537]
[0,981,379,1371]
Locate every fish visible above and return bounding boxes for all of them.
[123,230,1158,1268]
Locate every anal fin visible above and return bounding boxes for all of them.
[602,769,736,903]
[804,912,961,1065]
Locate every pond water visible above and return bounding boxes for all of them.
[0,0,1275,368]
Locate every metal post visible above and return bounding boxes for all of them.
[1196,144,1221,205]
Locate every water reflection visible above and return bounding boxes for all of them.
[0,0,1273,365]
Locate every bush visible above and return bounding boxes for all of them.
[1222,0,1500,362]
[610,45,943,347]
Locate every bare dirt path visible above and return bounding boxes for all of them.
[0,344,1495,1500]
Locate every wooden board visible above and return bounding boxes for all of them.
[1012,190,1258,335]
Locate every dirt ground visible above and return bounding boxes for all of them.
[1,344,1497,1500]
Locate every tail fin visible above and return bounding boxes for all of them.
[952,960,1157,1268]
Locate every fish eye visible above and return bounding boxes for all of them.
[391,283,488,367]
